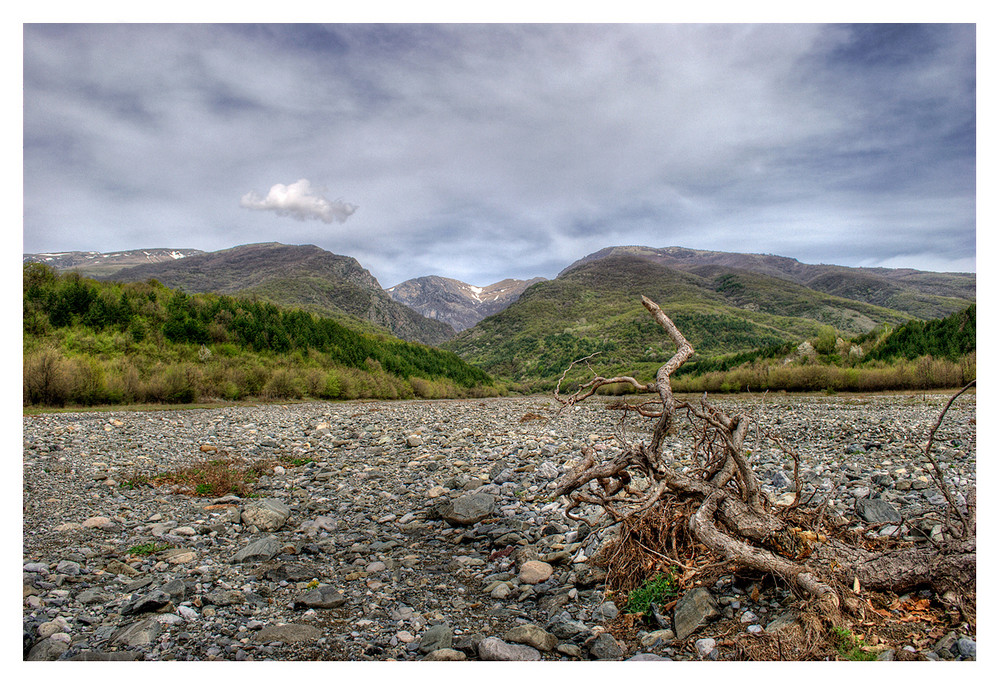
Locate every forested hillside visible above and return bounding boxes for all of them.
[22,264,497,408]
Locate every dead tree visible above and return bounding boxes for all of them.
[553,296,976,620]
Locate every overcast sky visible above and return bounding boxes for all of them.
[22,23,976,287]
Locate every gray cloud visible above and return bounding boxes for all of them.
[22,23,976,287]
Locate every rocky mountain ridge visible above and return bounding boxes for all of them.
[562,246,975,320]
[386,276,546,332]
[85,243,455,347]
[23,249,205,278]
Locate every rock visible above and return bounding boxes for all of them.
[123,589,172,615]
[592,601,619,623]
[104,559,140,577]
[453,632,486,658]
[695,637,717,658]
[504,624,558,652]
[426,486,449,498]
[294,585,346,609]
[82,516,114,529]
[69,651,143,661]
[442,492,495,525]
[419,623,453,654]
[639,629,675,647]
[855,497,902,524]
[55,560,81,575]
[26,637,69,661]
[556,643,582,658]
[628,653,671,661]
[956,637,976,659]
[160,548,198,564]
[241,499,291,531]
[423,648,466,661]
[765,610,800,633]
[518,560,554,584]
[110,617,162,647]
[233,536,281,563]
[546,613,591,640]
[478,636,542,661]
[589,633,623,660]
[256,623,322,643]
[673,587,721,640]
[202,590,244,606]
[77,588,114,605]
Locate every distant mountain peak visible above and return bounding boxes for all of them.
[387,275,546,332]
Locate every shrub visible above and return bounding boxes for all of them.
[263,369,304,400]
[23,347,71,406]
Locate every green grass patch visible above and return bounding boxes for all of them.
[127,542,171,556]
[625,570,679,615]
[829,626,879,661]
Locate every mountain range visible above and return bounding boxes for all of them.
[22,248,205,278]
[24,243,454,346]
[25,242,975,382]
[386,275,546,332]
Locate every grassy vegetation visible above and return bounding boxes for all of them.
[664,305,976,394]
[23,263,500,409]
[625,571,680,616]
[444,255,921,389]
[829,626,880,661]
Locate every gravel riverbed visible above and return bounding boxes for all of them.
[22,392,976,661]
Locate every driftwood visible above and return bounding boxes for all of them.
[553,296,976,619]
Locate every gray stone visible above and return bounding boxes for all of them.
[77,588,114,605]
[110,617,162,647]
[673,587,721,640]
[241,499,291,531]
[877,649,895,661]
[855,497,902,524]
[69,651,143,661]
[159,578,189,602]
[546,614,591,640]
[765,610,800,633]
[453,632,486,658]
[123,589,172,615]
[256,623,322,643]
[695,637,716,658]
[628,653,671,661]
[956,637,976,659]
[232,536,281,563]
[419,623,453,654]
[55,560,81,576]
[202,589,245,606]
[294,585,346,609]
[423,648,466,661]
[504,624,558,652]
[639,628,675,647]
[478,636,541,661]
[26,637,69,661]
[442,492,496,525]
[589,633,624,660]
[593,600,620,623]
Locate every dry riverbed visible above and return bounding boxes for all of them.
[22,392,976,661]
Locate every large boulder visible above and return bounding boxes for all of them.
[441,493,495,525]
[241,499,291,531]
[673,587,721,640]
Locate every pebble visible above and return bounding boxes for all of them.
[21,395,976,661]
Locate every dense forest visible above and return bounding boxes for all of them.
[22,264,498,408]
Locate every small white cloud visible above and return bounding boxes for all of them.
[240,178,358,223]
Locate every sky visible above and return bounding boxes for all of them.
[22,22,977,288]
